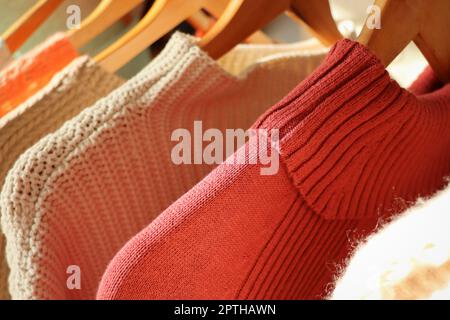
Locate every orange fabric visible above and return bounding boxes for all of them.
[0,33,78,117]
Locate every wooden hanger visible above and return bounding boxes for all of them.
[67,0,143,49]
[199,0,343,59]
[96,0,237,72]
[358,0,450,82]
[2,0,63,53]
[187,10,273,45]
[186,10,215,35]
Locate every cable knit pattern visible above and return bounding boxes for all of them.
[0,56,124,300]
[0,33,78,118]
[97,40,450,300]
[0,32,327,300]
[332,184,450,300]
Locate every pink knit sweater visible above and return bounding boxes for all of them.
[1,33,326,299]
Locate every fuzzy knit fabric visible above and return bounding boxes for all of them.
[0,56,124,300]
[0,33,78,118]
[0,38,11,70]
[97,39,450,300]
[0,32,327,300]
[332,186,450,300]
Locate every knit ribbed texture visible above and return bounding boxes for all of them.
[332,182,450,300]
[0,32,327,300]
[0,38,11,70]
[97,39,450,300]
[0,33,78,118]
[0,56,124,300]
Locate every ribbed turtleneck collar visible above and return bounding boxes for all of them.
[254,39,450,220]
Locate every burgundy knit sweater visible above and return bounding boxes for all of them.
[97,39,450,300]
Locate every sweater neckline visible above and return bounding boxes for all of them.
[352,39,450,99]
[139,32,329,84]
[254,38,450,221]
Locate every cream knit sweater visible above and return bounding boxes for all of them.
[1,32,327,299]
[0,57,124,299]
[332,187,450,300]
